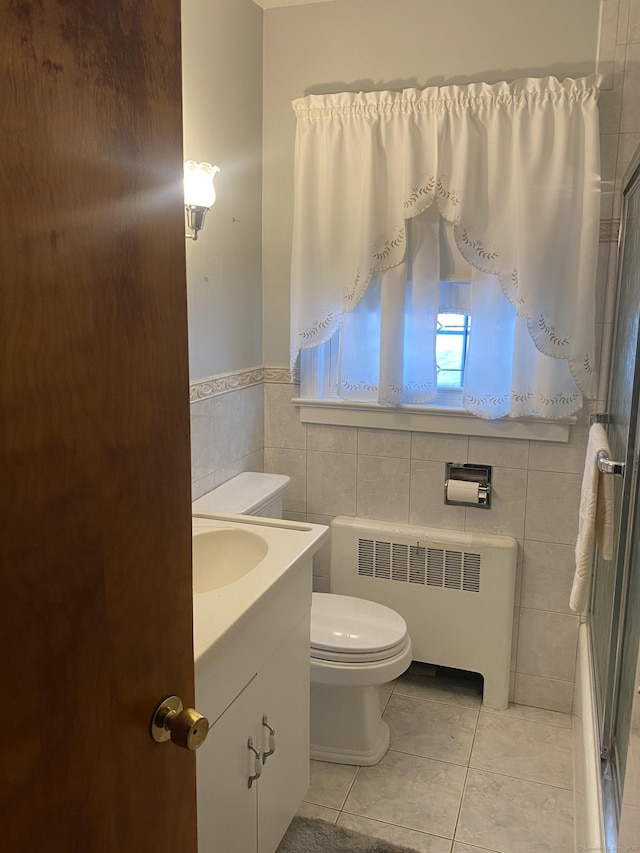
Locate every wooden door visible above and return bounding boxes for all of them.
[0,3,197,851]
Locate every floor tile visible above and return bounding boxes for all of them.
[295,802,339,823]
[470,711,573,789]
[304,760,359,809]
[484,703,572,728]
[452,845,500,853]
[343,749,466,838]
[338,813,452,853]
[384,695,478,765]
[393,671,482,709]
[455,768,573,853]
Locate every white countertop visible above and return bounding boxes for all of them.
[191,512,328,663]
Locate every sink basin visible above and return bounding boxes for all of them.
[192,527,268,593]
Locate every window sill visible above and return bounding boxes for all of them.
[292,398,575,443]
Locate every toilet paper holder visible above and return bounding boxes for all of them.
[444,462,492,509]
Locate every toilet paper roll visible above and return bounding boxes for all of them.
[446,479,481,504]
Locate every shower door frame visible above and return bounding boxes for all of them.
[594,144,640,838]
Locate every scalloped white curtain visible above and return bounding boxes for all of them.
[290,76,601,419]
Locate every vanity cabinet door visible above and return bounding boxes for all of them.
[196,610,311,853]
[257,613,311,853]
[197,677,260,853]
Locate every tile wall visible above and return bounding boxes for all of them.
[263,378,589,714]
[190,367,264,501]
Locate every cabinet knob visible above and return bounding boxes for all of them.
[151,695,209,751]
[247,737,262,788]
[262,715,276,763]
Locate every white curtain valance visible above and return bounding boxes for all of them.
[290,75,601,419]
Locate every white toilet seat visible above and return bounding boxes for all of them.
[310,641,409,663]
[310,635,412,685]
[309,593,412,685]
[311,592,409,655]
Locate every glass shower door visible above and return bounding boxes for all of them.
[591,149,640,831]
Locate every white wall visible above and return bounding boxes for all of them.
[182,0,264,380]
[262,0,601,365]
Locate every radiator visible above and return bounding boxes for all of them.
[329,516,518,710]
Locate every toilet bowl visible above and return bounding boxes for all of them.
[192,472,412,766]
[310,592,412,765]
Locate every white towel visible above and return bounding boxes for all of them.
[570,423,615,613]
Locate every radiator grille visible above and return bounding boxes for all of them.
[357,537,481,593]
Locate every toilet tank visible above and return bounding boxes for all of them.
[191,472,290,519]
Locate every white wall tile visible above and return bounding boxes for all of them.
[357,455,410,523]
[599,86,624,135]
[464,467,527,539]
[410,460,466,530]
[528,423,589,474]
[264,446,307,512]
[521,540,576,613]
[597,0,618,89]
[214,449,264,488]
[411,432,469,462]
[283,510,307,522]
[307,450,357,516]
[468,436,530,469]
[511,606,520,673]
[517,608,579,682]
[605,239,621,327]
[524,470,582,544]
[191,470,217,502]
[190,397,216,482]
[307,423,357,453]
[600,0,622,86]
[358,427,411,458]
[513,672,575,714]
[213,384,264,470]
[621,43,640,132]
[595,240,612,325]
[514,540,524,605]
[630,0,640,40]
[264,382,306,449]
[307,513,333,577]
[313,575,331,593]
[619,0,632,43]
[601,132,619,219]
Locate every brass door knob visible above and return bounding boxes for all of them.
[151,695,209,750]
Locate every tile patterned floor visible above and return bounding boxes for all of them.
[296,668,574,853]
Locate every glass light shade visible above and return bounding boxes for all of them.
[184,161,220,208]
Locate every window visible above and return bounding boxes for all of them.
[300,279,472,410]
[436,312,471,390]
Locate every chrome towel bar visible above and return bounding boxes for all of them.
[598,451,625,477]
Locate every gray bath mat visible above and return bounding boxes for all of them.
[276,817,421,853]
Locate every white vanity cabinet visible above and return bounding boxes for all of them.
[255,614,310,853]
[194,556,314,853]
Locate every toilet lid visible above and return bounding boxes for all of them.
[310,593,408,660]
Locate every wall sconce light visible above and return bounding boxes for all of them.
[184,160,220,240]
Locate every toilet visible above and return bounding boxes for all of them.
[192,472,412,766]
